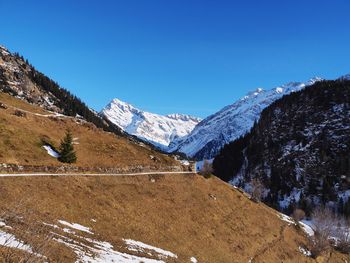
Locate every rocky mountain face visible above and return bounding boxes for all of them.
[101,98,201,149]
[0,45,123,136]
[0,45,61,112]
[169,77,323,160]
[213,80,350,215]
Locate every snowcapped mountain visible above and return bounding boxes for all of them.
[101,98,201,149]
[168,77,323,160]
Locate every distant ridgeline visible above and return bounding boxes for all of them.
[213,80,350,216]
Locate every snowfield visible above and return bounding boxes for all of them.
[101,98,201,149]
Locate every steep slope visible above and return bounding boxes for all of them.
[0,91,183,172]
[213,79,350,215]
[101,98,201,149]
[0,45,124,137]
[169,77,322,160]
[1,174,345,262]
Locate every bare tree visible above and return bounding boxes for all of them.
[250,178,264,202]
[308,206,334,258]
[332,216,350,254]
[292,208,305,228]
[199,160,213,178]
[292,208,305,222]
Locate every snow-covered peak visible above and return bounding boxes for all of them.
[101,98,201,149]
[109,98,140,113]
[168,76,323,160]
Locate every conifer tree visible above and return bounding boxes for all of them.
[58,130,77,163]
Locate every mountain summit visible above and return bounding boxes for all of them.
[168,77,323,160]
[101,98,201,149]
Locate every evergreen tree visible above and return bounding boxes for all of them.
[58,130,77,163]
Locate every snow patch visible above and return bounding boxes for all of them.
[299,246,311,257]
[46,222,167,263]
[123,239,177,259]
[55,235,164,263]
[278,214,315,237]
[43,145,60,158]
[278,213,295,225]
[190,256,198,263]
[0,230,34,253]
[180,160,190,166]
[299,220,315,236]
[0,221,44,259]
[58,220,93,234]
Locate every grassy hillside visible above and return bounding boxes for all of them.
[0,174,346,262]
[0,91,180,171]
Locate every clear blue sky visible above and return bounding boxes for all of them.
[1,0,349,118]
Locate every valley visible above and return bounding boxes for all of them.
[0,42,349,263]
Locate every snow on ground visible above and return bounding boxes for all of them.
[0,230,33,252]
[278,214,315,237]
[58,220,93,234]
[190,256,198,263]
[180,160,190,166]
[0,220,44,258]
[55,235,164,263]
[43,145,60,158]
[299,246,312,257]
[299,220,315,236]
[45,222,174,262]
[278,213,295,225]
[123,239,177,259]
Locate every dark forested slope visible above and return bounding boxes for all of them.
[213,80,350,215]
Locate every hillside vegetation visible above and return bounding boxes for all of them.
[0,91,180,171]
[1,174,346,262]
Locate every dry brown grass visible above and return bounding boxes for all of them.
[0,92,348,262]
[0,174,344,262]
[0,92,178,170]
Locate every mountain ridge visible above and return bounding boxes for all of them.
[101,98,201,149]
[168,77,323,160]
[213,79,350,215]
